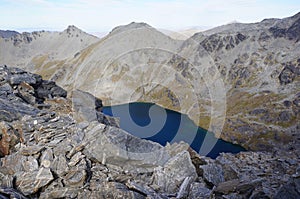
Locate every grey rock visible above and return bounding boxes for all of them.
[40,148,54,168]
[39,180,79,199]
[71,89,120,127]
[279,111,292,122]
[89,181,145,199]
[0,172,13,187]
[249,108,267,115]
[274,178,300,199]
[22,156,39,172]
[0,187,27,199]
[235,179,263,196]
[15,168,54,195]
[9,74,36,85]
[126,180,163,198]
[63,158,87,188]
[214,179,240,195]
[83,124,170,172]
[188,182,211,199]
[71,89,101,122]
[0,83,13,97]
[200,163,224,186]
[35,80,67,100]
[51,154,69,177]
[16,82,36,105]
[96,111,120,127]
[283,100,292,107]
[279,67,296,85]
[176,177,193,198]
[152,151,197,194]
[0,152,27,174]
[20,145,45,156]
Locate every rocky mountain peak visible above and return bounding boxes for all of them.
[109,22,153,35]
[64,25,82,33]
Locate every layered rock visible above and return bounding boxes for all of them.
[0,66,298,198]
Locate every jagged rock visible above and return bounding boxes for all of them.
[20,145,45,156]
[63,158,87,188]
[39,180,79,199]
[83,124,170,172]
[236,179,263,197]
[40,148,54,168]
[126,180,163,198]
[15,168,54,195]
[188,182,211,199]
[0,153,27,175]
[71,89,102,122]
[213,179,240,195]
[8,73,36,85]
[152,151,197,194]
[279,111,292,121]
[89,181,145,199]
[96,111,120,127]
[71,89,119,127]
[35,80,67,100]
[176,177,194,198]
[274,177,300,199]
[200,163,224,186]
[279,67,296,85]
[0,187,27,199]
[51,154,69,177]
[16,82,36,105]
[0,172,13,187]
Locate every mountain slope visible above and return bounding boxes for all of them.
[0,15,299,155]
[0,25,99,78]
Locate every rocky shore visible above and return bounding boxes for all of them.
[0,66,299,198]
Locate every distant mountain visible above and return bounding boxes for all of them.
[0,30,19,38]
[159,27,206,40]
[0,13,299,155]
[0,25,99,78]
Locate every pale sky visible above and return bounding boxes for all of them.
[0,0,300,33]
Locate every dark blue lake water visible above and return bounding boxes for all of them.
[102,102,245,158]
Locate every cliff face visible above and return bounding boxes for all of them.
[0,14,299,154]
[0,66,298,198]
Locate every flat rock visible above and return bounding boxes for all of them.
[83,124,170,172]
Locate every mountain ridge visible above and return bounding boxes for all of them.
[0,13,299,155]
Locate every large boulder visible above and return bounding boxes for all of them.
[152,151,197,194]
[83,123,170,172]
[71,89,119,127]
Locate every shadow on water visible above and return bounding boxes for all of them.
[102,102,245,159]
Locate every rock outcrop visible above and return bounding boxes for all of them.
[0,30,19,38]
[0,66,299,198]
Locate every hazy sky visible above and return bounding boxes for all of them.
[0,0,299,32]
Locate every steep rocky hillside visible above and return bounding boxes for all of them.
[0,13,299,156]
[0,66,298,198]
